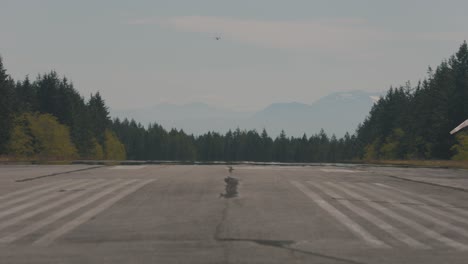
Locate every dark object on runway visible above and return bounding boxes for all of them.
[220,176,239,198]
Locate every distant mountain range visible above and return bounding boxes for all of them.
[110,90,383,137]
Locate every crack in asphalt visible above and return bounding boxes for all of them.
[15,166,103,182]
[215,237,368,264]
[213,168,368,264]
[214,191,230,263]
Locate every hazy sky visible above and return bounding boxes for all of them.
[1,0,467,111]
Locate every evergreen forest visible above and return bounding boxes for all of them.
[1,42,467,162]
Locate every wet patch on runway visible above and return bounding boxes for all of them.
[220,177,239,198]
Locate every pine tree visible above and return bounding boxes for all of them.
[273,130,291,162]
[0,56,15,154]
[88,92,110,145]
[15,76,37,112]
[260,129,273,161]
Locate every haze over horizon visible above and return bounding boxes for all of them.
[1,0,468,111]
[110,89,383,137]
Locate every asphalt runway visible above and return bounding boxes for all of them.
[1,164,468,264]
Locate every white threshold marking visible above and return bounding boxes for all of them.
[33,179,155,246]
[309,181,429,249]
[375,183,468,218]
[370,183,468,224]
[0,181,66,201]
[0,180,113,232]
[339,183,468,251]
[290,180,389,248]
[0,180,138,244]
[0,180,86,210]
[0,180,99,220]
[355,183,468,239]
[320,169,362,173]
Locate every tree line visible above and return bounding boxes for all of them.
[0,60,125,160]
[0,56,357,162]
[1,41,467,162]
[111,119,358,162]
[355,41,468,161]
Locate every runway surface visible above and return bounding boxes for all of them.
[1,164,468,263]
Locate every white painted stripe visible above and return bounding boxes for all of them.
[109,165,147,170]
[0,180,103,220]
[369,183,468,224]
[290,181,389,248]
[355,183,468,238]
[0,180,118,232]
[309,181,429,249]
[0,179,139,244]
[0,180,86,210]
[320,169,362,173]
[375,183,468,218]
[33,179,155,246]
[337,183,468,251]
[0,181,60,201]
